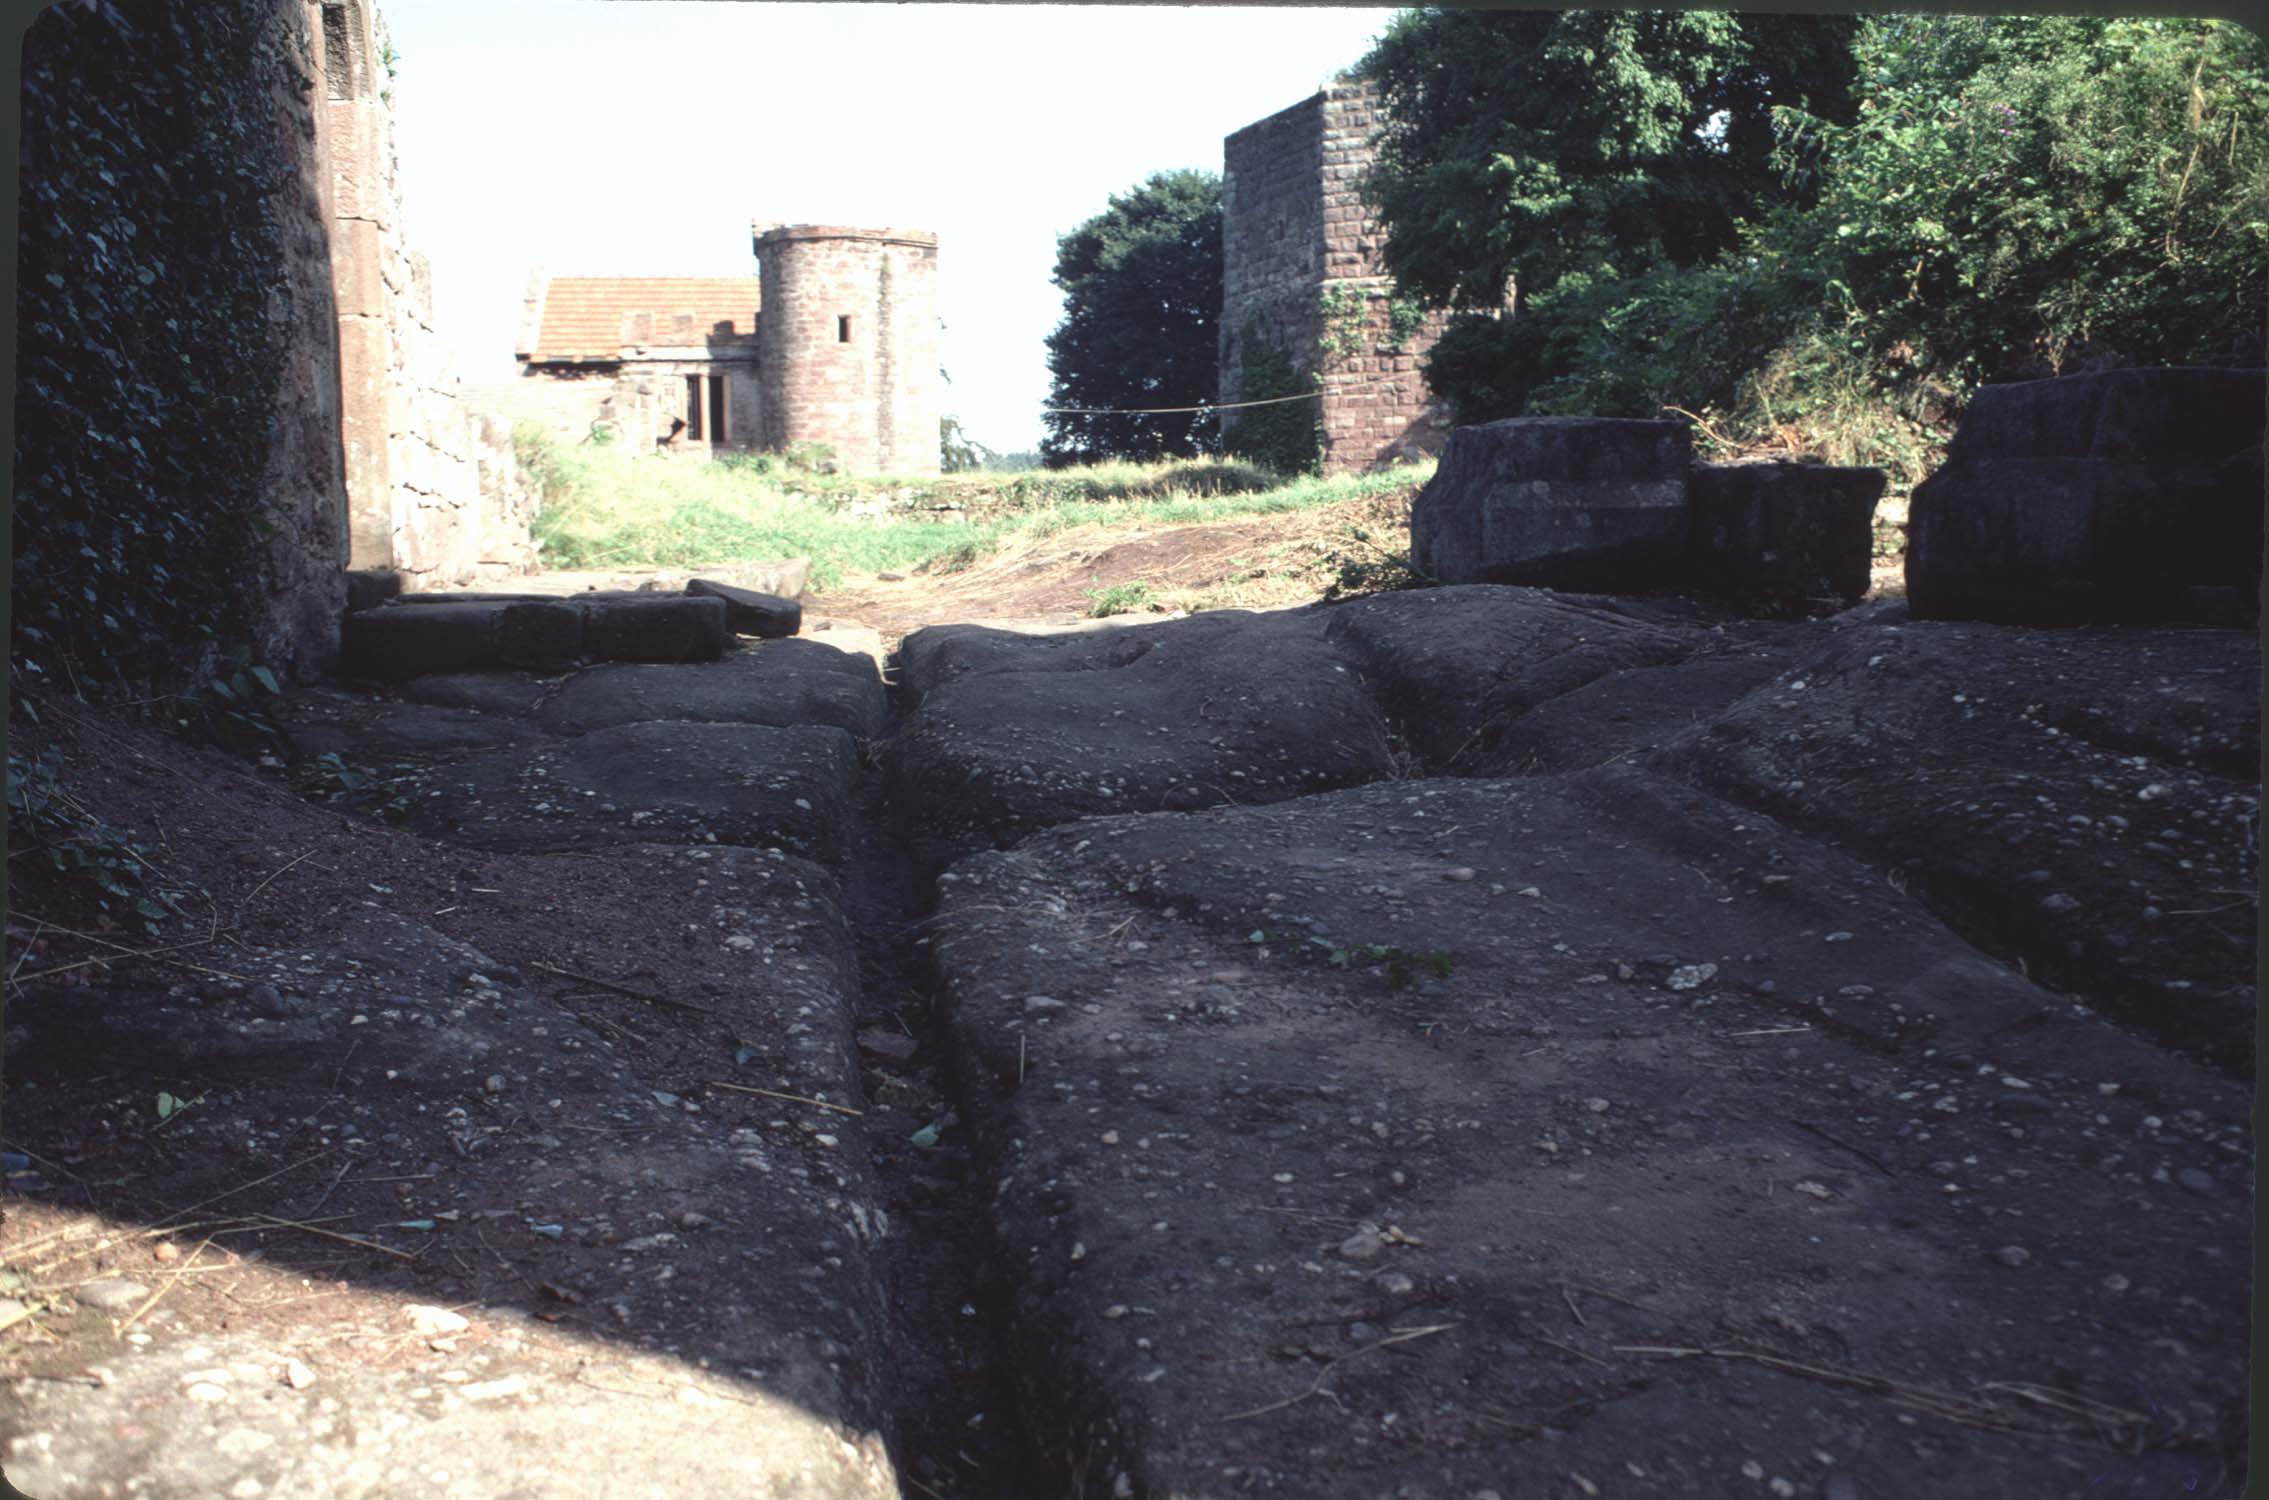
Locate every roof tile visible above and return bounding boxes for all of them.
[527,276,763,361]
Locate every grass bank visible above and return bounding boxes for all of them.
[518,427,1434,590]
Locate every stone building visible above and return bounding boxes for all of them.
[317,0,538,589]
[482,273,766,454]
[1218,76,1452,476]
[486,224,944,476]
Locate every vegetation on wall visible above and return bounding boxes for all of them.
[13,0,313,694]
[1360,11,2269,483]
[1041,170,1223,467]
[1220,328,1321,476]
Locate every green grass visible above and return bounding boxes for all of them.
[517,424,1434,590]
[1084,580,1156,618]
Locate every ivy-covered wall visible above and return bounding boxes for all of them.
[14,0,350,695]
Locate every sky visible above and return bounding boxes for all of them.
[377,1,1404,454]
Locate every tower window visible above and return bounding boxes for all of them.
[837,316,853,344]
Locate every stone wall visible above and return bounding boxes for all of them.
[14,0,351,688]
[1220,79,1451,476]
[753,225,943,475]
[257,0,354,676]
[1219,92,1325,433]
[323,0,534,588]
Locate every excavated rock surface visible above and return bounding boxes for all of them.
[1650,602,2259,1076]
[2,707,902,1497]
[929,766,2250,1497]
[890,611,1397,867]
[7,581,2253,1500]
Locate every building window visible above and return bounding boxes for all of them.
[708,376,727,445]
[684,375,704,442]
[837,316,853,344]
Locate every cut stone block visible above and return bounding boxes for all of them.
[688,578,803,639]
[1940,365,2265,463]
[344,569,402,614]
[339,602,498,679]
[1907,368,2264,625]
[1410,416,1691,589]
[496,600,585,669]
[1686,460,1885,605]
[579,594,730,662]
[1650,603,2260,1075]
[929,766,2248,1497]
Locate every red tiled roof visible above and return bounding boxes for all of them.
[526,276,762,362]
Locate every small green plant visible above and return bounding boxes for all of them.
[170,645,288,757]
[1318,280,1371,361]
[1319,525,1434,601]
[1222,325,1321,477]
[1248,927,1455,992]
[294,751,414,823]
[1085,580,1156,618]
[1384,294,1428,353]
[7,747,189,933]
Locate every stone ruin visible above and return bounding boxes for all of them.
[473,225,945,479]
[315,0,539,591]
[1218,77,1456,476]
[1411,367,2263,625]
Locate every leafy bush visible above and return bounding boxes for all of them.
[1382,13,2267,492]
[1221,330,1321,476]
[7,748,190,935]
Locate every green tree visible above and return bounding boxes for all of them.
[1790,14,2269,383]
[1361,10,1861,314]
[1041,170,1223,467]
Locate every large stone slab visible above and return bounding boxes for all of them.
[1491,647,1796,772]
[537,640,886,740]
[340,593,729,677]
[577,593,730,662]
[895,611,1269,711]
[1687,460,1885,606]
[1410,416,1692,589]
[403,721,860,863]
[890,611,1395,863]
[929,766,2248,1497]
[340,601,498,678]
[1320,585,1707,772]
[688,577,803,639]
[1938,365,2264,462]
[279,695,546,763]
[1650,604,2259,1075]
[1907,368,2265,624]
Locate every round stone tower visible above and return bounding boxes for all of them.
[750,223,942,475]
